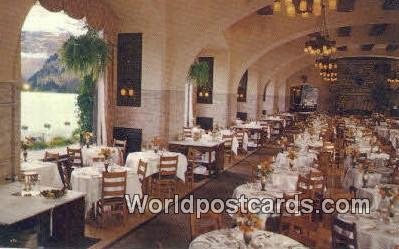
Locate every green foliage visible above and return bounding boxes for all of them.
[76,75,95,134]
[60,28,109,134]
[187,60,210,88]
[60,28,109,81]
[29,141,48,150]
[48,136,77,147]
[28,135,79,151]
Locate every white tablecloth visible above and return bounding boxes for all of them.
[343,167,382,190]
[189,228,307,249]
[125,151,187,181]
[81,146,122,166]
[21,160,63,188]
[274,151,317,169]
[233,182,301,228]
[71,165,141,215]
[338,213,399,249]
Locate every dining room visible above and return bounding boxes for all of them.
[1,0,399,249]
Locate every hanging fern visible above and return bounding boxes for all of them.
[187,60,210,88]
[60,28,109,135]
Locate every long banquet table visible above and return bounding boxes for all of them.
[168,139,224,175]
[0,183,85,246]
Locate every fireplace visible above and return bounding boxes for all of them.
[113,127,142,154]
[196,117,213,131]
[236,112,247,121]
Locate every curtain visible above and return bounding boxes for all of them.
[184,82,194,127]
[97,73,107,145]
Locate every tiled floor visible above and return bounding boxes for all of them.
[109,148,278,249]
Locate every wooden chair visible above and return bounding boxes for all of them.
[319,151,333,171]
[331,216,358,249]
[113,139,127,164]
[66,147,83,167]
[393,166,399,184]
[97,171,128,225]
[157,155,178,197]
[92,157,105,162]
[279,192,317,247]
[183,127,192,139]
[296,175,313,194]
[326,167,345,190]
[43,151,60,162]
[222,134,233,163]
[137,159,148,194]
[190,212,222,240]
[186,148,202,190]
[323,190,354,228]
[56,156,73,189]
[152,137,168,150]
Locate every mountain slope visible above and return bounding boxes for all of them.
[27,53,80,93]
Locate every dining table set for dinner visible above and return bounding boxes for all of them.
[189,228,308,249]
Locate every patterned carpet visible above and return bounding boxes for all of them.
[110,148,278,249]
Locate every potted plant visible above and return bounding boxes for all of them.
[185,60,210,127]
[60,28,109,139]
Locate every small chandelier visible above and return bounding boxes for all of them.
[273,0,337,17]
[315,56,338,70]
[304,0,337,57]
[305,35,337,56]
[387,71,399,90]
[320,67,338,82]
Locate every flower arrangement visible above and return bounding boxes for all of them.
[379,187,399,217]
[287,149,297,161]
[21,137,34,162]
[257,161,274,178]
[99,148,114,160]
[236,210,262,233]
[83,132,93,147]
[21,137,33,151]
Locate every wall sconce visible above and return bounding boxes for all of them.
[120,88,127,96]
[204,92,209,97]
[199,92,203,97]
[128,89,134,96]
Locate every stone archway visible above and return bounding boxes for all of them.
[31,0,119,144]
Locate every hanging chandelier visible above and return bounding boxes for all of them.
[304,34,337,56]
[273,0,337,18]
[387,71,399,90]
[303,0,336,57]
[320,67,337,82]
[315,56,337,70]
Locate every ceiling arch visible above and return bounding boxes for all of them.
[226,0,399,89]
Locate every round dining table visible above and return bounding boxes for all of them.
[338,213,399,249]
[232,182,301,229]
[189,228,308,249]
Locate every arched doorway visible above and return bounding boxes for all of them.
[20,0,117,156]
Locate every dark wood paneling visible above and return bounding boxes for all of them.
[196,57,214,104]
[117,33,142,107]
